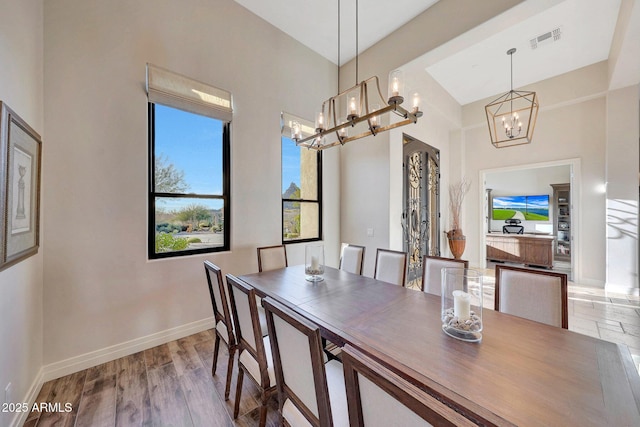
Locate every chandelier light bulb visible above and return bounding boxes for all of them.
[315,111,325,132]
[347,90,360,121]
[370,104,380,129]
[291,121,301,141]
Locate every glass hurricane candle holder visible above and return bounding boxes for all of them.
[305,244,325,282]
[441,267,483,342]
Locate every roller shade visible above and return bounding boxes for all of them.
[281,112,314,139]
[146,63,233,122]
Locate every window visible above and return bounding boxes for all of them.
[147,64,232,258]
[281,113,322,243]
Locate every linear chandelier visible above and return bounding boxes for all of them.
[485,48,539,148]
[292,0,422,150]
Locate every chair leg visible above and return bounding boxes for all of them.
[212,333,221,376]
[233,367,244,419]
[224,347,235,401]
[258,391,269,427]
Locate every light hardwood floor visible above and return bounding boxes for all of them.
[24,279,640,427]
[24,330,279,427]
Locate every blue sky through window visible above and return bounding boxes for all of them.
[155,105,223,195]
[282,136,300,194]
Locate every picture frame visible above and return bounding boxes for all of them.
[0,101,42,271]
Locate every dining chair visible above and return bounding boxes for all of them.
[421,255,468,295]
[339,243,366,275]
[257,244,288,272]
[373,248,407,286]
[203,261,236,400]
[341,344,477,427]
[494,264,568,329]
[226,274,277,427]
[262,297,349,427]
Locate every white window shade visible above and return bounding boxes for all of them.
[281,112,314,139]
[146,63,233,122]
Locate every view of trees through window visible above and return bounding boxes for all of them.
[149,104,229,257]
[282,136,321,242]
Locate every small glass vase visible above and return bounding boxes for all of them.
[305,244,325,282]
[441,267,483,342]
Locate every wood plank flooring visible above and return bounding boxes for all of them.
[24,281,640,427]
[24,330,279,427]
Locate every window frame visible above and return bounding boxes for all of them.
[281,136,323,244]
[148,102,231,259]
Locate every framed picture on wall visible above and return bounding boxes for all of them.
[0,101,42,271]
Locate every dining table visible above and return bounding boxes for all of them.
[239,264,640,426]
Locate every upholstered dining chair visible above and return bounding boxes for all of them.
[257,244,288,272]
[339,244,366,275]
[421,255,468,295]
[373,248,407,286]
[262,297,349,427]
[203,261,236,401]
[341,344,477,427]
[494,265,568,329]
[226,274,277,427]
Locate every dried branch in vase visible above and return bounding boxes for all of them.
[447,176,471,239]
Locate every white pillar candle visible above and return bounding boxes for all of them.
[311,256,319,271]
[452,290,471,320]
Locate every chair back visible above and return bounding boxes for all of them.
[204,261,235,345]
[263,297,333,427]
[342,345,476,427]
[258,245,288,272]
[373,249,407,286]
[340,244,365,275]
[421,256,468,295]
[495,265,568,328]
[226,274,271,387]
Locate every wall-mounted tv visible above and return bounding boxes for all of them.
[492,195,549,221]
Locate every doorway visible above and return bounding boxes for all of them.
[402,135,440,290]
[481,159,579,281]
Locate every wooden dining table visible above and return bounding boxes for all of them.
[239,264,640,426]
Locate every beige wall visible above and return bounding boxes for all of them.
[461,62,639,288]
[606,85,640,291]
[0,0,44,424]
[462,68,608,285]
[42,0,339,367]
[340,0,639,288]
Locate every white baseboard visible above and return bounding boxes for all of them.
[10,367,45,427]
[41,316,215,383]
[10,318,214,426]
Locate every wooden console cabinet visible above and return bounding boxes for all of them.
[486,234,554,268]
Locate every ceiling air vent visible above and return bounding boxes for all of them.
[530,27,562,49]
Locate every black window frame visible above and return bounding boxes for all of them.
[148,102,231,259]
[281,136,323,244]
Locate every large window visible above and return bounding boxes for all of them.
[147,64,232,258]
[281,113,322,243]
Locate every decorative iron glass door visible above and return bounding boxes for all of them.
[402,135,440,290]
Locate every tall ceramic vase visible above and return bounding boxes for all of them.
[446,230,466,260]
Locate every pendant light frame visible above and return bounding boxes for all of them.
[485,48,539,148]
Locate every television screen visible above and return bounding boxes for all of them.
[492,195,549,221]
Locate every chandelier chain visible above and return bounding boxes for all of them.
[337,0,340,92]
[355,0,359,85]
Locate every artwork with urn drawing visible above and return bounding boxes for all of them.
[0,102,42,271]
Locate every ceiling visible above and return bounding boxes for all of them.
[233,0,440,65]
[235,0,638,106]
